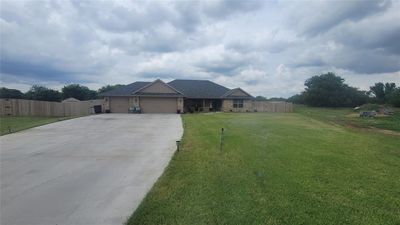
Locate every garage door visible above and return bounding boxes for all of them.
[110,97,129,113]
[140,97,177,113]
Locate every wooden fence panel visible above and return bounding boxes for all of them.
[0,98,291,115]
[0,99,104,117]
[254,101,293,113]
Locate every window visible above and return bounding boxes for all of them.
[233,99,244,108]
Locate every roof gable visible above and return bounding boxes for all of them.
[132,79,181,94]
[222,88,253,99]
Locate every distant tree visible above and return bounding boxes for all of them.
[255,96,287,101]
[25,85,62,102]
[0,87,25,99]
[387,88,400,107]
[345,86,369,107]
[98,84,124,94]
[62,84,98,100]
[303,72,367,107]
[369,82,397,103]
[384,83,397,95]
[369,82,385,102]
[267,97,287,101]
[287,94,305,104]
[255,96,267,100]
[86,89,98,99]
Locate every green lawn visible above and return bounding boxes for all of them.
[128,111,400,225]
[0,116,72,135]
[295,105,400,132]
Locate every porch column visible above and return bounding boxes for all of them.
[177,97,184,113]
[104,97,110,111]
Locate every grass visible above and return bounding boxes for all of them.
[0,116,73,135]
[127,110,400,225]
[295,105,400,132]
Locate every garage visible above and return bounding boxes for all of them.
[102,80,183,114]
[140,97,177,113]
[110,97,129,113]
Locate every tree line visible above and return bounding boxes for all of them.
[1,73,399,107]
[287,72,400,107]
[0,84,123,102]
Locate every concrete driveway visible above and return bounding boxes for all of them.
[0,114,183,225]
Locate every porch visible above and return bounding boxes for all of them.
[184,99,222,113]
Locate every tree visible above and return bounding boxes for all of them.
[0,87,25,99]
[98,84,124,94]
[62,84,98,100]
[255,96,287,101]
[369,82,385,102]
[387,88,400,107]
[345,86,369,107]
[255,96,267,101]
[288,93,305,104]
[302,72,367,107]
[369,82,396,103]
[267,97,287,101]
[384,83,396,95]
[25,85,62,102]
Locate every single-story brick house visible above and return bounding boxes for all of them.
[100,79,255,113]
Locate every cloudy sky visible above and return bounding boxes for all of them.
[1,0,399,97]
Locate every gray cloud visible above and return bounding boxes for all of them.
[287,0,392,36]
[328,8,400,55]
[0,59,74,82]
[0,0,399,97]
[201,0,265,19]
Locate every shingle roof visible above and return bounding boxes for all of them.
[168,79,230,98]
[100,79,252,99]
[221,88,254,99]
[134,92,183,97]
[100,82,150,96]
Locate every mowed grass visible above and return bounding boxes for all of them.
[0,116,72,135]
[128,112,400,225]
[295,105,400,132]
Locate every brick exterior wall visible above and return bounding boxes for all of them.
[222,99,254,112]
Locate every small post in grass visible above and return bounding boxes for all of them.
[8,126,11,134]
[176,140,181,152]
[220,128,224,151]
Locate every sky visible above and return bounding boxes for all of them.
[0,0,399,98]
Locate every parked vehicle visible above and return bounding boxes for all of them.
[359,111,377,118]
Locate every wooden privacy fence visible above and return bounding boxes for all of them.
[0,99,104,117]
[254,101,293,113]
